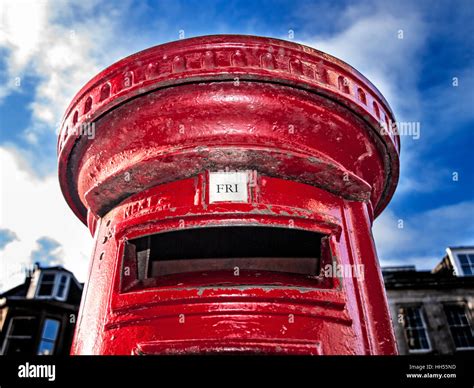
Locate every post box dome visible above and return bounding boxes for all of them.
[57,35,400,233]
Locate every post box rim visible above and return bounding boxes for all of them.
[57,34,400,225]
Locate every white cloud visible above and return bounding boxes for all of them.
[0,0,47,78]
[0,0,129,135]
[298,8,426,119]
[0,146,92,291]
[374,201,474,270]
[395,148,450,195]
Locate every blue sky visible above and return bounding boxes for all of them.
[0,0,473,290]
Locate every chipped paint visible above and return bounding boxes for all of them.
[60,35,399,355]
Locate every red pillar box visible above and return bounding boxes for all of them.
[58,35,400,355]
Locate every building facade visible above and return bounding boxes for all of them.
[383,247,474,355]
[0,264,83,355]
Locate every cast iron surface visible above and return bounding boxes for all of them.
[57,35,400,227]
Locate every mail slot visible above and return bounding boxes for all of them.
[58,35,400,354]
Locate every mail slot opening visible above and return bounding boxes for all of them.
[122,226,331,290]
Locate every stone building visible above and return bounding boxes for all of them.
[383,246,474,354]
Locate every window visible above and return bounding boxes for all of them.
[56,275,69,300]
[1,316,36,355]
[456,253,474,276]
[444,305,474,350]
[400,306,431,352]
[36,272,70,301]
[448,248,474,277]
[37,319,60,355]
[37,273,56,297]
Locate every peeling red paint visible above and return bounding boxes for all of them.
[58,35,399,355]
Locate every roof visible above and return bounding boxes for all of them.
[382,267,474,289]
[0,265,82,298]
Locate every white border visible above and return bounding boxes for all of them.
[446,247,474,277]
[35,271,71,301]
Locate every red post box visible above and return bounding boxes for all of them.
[58,35,400,355]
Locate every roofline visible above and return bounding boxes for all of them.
[36,267,83,289]
[1,265,83,296]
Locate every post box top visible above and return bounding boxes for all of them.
[58,35,398,150]
[57,35,400,226]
